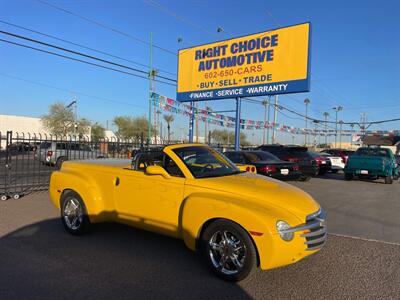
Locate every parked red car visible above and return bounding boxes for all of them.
[224,150,303,181]
[308,151,332,175]
[322,149,354,164]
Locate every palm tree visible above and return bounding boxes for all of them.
[163,114,174,143]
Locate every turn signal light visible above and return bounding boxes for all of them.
[246,166,250,171]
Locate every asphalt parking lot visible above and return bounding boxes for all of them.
[1,174,399,299]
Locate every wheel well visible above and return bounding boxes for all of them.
[195,217,261,267]
[59,188,73,207]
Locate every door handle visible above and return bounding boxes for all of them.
[115,177,120,186]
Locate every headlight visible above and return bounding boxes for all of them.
[276,220,294,241]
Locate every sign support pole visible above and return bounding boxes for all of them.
[234,97,241,150]
[189,101,194,143]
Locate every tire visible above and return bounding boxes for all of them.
[60,190,91,235]
[299,176,311,182]
[345,173,353,181]
[56,157,67,169]
[318,169,327,175]
[200,219,257,282]
[331,169,339,174]
[384,176,393,184]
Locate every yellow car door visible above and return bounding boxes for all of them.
[113,156,185,238]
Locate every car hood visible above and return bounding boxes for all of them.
[188,172,319,221]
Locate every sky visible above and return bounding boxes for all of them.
[0,0,399,144]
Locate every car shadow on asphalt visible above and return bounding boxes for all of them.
[0,219,252,300]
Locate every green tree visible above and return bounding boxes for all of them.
[41,102,90,137]
[91,122,105,142]
[163,114,174,143]
[210,129,249,146]
[113,116,153,142]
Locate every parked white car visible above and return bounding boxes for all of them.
[320,152,345,173]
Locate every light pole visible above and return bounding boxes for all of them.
[66,99,77,138]
[333,106,343,148]
[304,98,310,146]
[350,123,355,149]
[313,120,319,148]
[272,95,278,143]
[323,112,329,147]
[339,120,343,148]
[261,98,270,145]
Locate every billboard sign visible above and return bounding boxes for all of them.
[177,23,311,102]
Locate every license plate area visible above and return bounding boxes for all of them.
[280,169,289,175]
[360,170,368,174]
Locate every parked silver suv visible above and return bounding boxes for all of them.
[38,141,106,168]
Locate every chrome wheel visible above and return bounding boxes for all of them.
[63,197,83,230]
[208,230,247,275]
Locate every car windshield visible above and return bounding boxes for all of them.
[308,151,322,158]
[173,146,240,178]
[245,151,280,162]
[319,152,330,157]
[355,148,390,157]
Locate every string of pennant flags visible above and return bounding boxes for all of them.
[151,92,399,137]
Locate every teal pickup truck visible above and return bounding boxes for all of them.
[344,147,399,184]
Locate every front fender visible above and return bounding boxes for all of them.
[179,192,301,269]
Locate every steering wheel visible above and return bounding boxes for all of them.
[200,164,214,173]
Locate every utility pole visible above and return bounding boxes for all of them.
[339,120,343,148]
[148,32,153,146]
[152,70,158,144]
[272,95,278,143]
[333,106,343,148]
[323,112,329,147]
[304,98,310,146]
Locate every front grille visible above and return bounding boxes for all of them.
[301,208,327,250]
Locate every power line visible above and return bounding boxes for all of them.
[0,19,177,76]
[0,72,147,109]
[35,0,176,55]
[142,0,219,37]
[0,38,176,87]
[0,30,177,83]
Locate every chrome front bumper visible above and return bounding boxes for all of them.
[280,208,327,251]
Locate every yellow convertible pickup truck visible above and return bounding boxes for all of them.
[49,144,327,281]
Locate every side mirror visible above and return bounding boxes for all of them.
[145,165,171,179]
